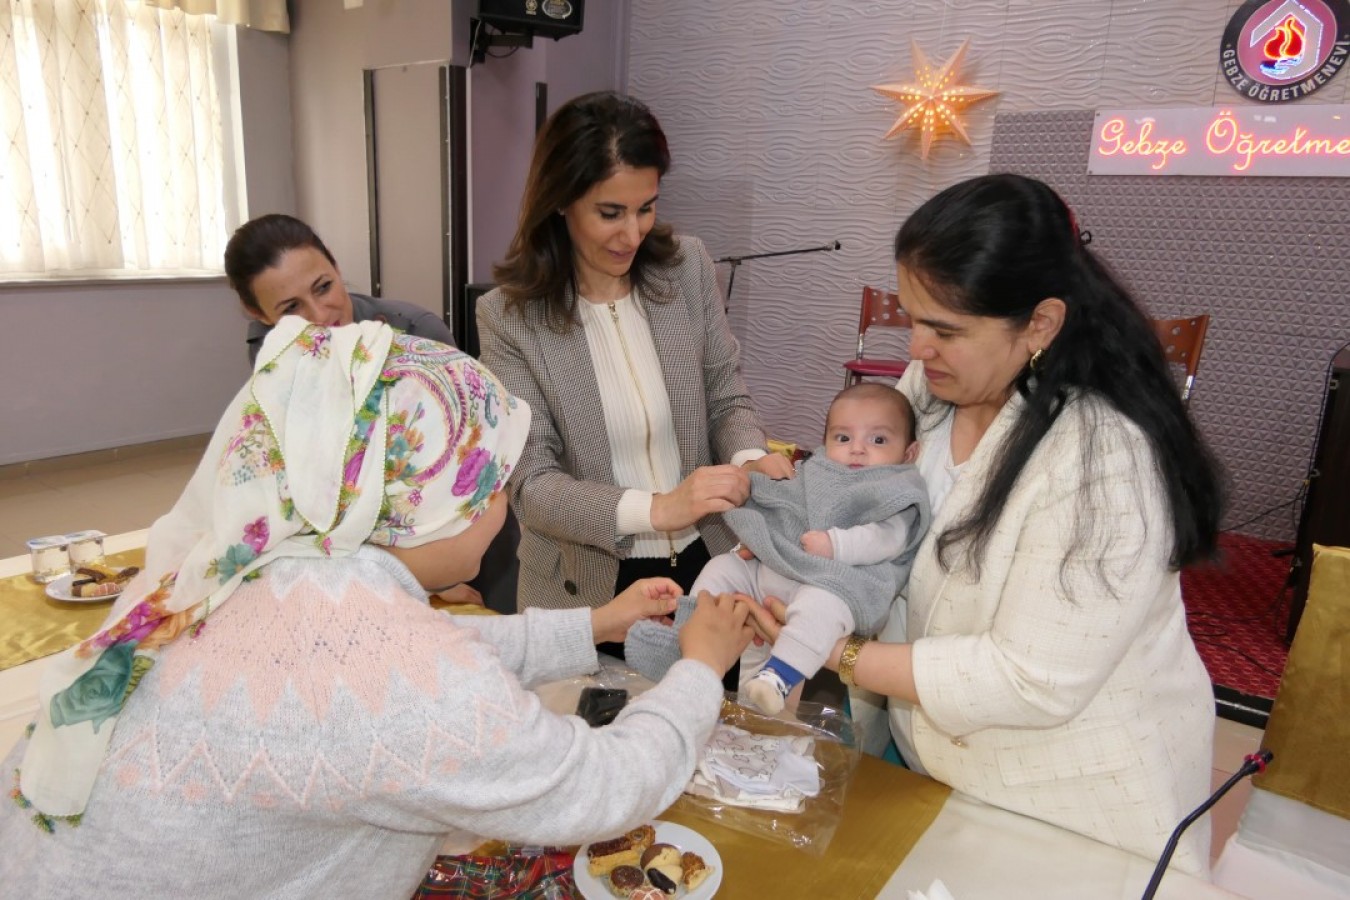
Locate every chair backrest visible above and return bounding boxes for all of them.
[856,286,912,355]
[1151,315,1210,403]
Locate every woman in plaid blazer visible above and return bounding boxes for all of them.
[478,92,792,619]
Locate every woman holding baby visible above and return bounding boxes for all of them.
[750,173,1225,876]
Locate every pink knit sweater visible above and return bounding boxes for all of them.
[2,549,723,898]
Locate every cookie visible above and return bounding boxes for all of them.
[680,850,712,890]
[606,864,645,897]
[586,824,656,877]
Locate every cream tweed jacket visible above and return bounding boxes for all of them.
[476,236,766,611]
[890,360,1215,877]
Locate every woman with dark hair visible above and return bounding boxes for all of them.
[225,214,503,608]
[478,91,793,632]
[225,213,454,366]
[749,173,1224,876]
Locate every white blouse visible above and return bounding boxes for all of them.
[916,410,963,517]
[889,407,964,775]
[577,293,698,558]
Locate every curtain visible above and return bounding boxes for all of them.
[0,0,231,277]
[143,0,288,34]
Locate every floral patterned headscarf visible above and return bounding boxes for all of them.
[19,318,530,825]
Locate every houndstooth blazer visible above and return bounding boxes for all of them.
[476,235,767,611]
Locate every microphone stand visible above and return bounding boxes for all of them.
[1140,749,1273,900]
[715,240,842,311]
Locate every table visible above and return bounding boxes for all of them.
[541,671,1238,899]
[661,782,1238,899]
[1,536,1237,899]
[0,529,148,755]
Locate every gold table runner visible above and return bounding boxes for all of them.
[0,548,495,673]
[0,548,146,672]
[663,755,951,899]
[0,550,496,674]
[429,597,499,616]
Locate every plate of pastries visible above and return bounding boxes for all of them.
[45,563,140,603]
[574,820,721,899]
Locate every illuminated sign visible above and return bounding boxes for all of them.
[1089,106,1350,176]
[1221,0,1350,102]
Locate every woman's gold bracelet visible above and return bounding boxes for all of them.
[837,635,869,687]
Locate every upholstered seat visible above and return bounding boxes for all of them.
[1212,544,1350,898]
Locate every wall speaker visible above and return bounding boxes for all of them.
[476,0,584,40]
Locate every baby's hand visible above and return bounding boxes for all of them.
[800,530,833,558]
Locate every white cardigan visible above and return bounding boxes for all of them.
[888,361,1215,877]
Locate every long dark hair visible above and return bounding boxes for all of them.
[492,91,681,331]
[224,214,336,315]
[894,173,1223,573]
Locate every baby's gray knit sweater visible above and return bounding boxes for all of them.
[725,451,930,634]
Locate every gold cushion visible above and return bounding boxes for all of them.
[1254,544,1350,819]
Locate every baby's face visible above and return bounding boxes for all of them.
[824,396,914,469]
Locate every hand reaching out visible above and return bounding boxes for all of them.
[591,577,681,645]
[743,452,795,480]
[679,590,754,676]
[744,594,788,647]
[650,465,750,532]
[800,530,833,558]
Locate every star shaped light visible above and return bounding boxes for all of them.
[872,39,1000,160]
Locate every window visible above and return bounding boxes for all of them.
[0,0,230,279]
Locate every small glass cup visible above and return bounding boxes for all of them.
[27,535,71,584]
[65,529,108,568]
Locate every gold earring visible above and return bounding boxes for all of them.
[1029,348,1044,372]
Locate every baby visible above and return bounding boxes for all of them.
[693,383,931,713]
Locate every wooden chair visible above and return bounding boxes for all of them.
[842,286,913,389]
[1151,315,1211,404]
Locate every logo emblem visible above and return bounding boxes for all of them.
[1221,0,1350,102]
[541,0,573,20]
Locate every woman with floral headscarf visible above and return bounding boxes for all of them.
[2,318,752,898]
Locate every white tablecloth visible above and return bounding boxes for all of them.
[881,790,1236,899]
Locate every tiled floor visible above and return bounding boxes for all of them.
[0,437,207,558]
[0,440,1267,862]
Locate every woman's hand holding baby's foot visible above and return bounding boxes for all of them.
[745,594,788,647]
[592,577,680,644]
[679,591,754,676]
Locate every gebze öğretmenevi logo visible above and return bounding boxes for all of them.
[1221,0,1350,102]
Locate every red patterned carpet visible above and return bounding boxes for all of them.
[1181,532,1292,701]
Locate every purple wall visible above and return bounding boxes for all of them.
[468,6,630,282]
[989,110,1350,541]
